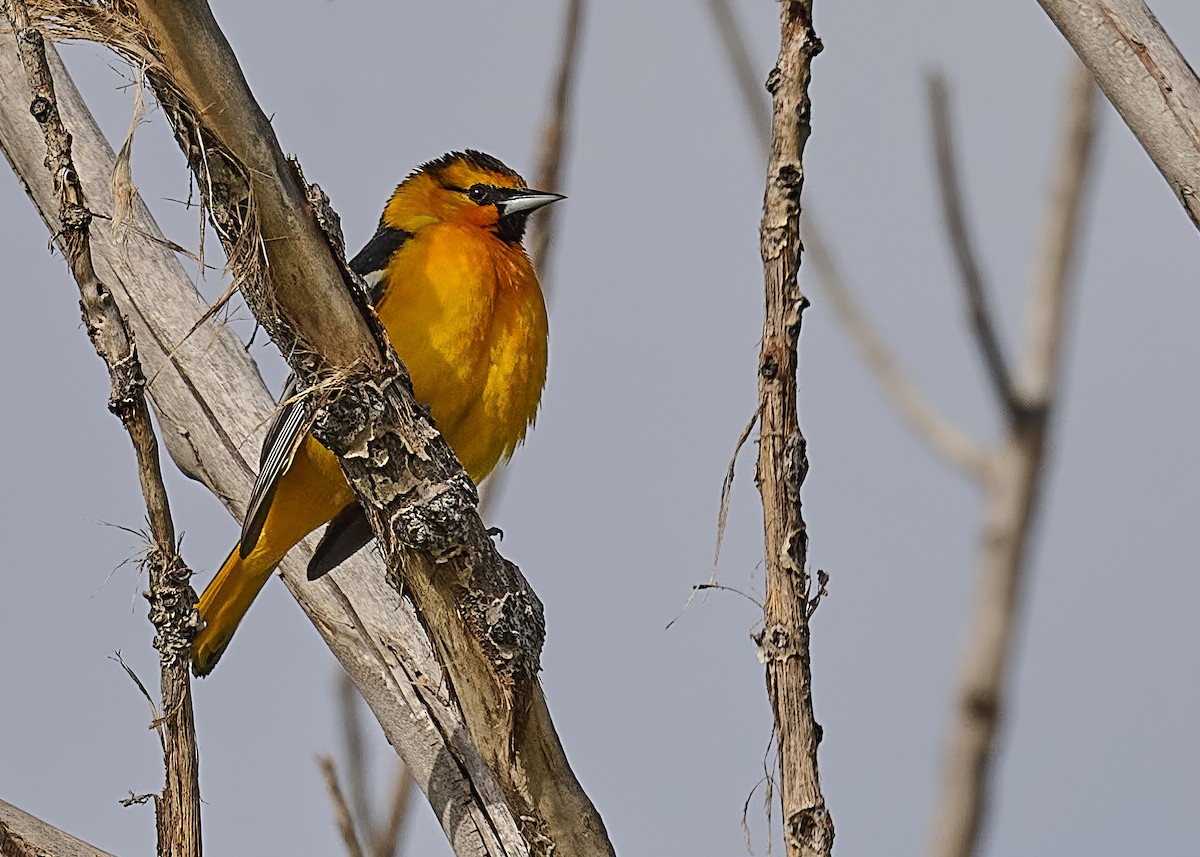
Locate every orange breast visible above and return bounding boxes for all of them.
[373,222,548,482]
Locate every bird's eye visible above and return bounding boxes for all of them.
[467,184,490,204]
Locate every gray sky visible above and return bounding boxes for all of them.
[2,2,1198,855]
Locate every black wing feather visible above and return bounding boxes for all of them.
[238,226,411,562]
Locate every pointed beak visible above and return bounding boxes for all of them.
[498,188,566,217]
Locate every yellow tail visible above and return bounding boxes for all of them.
[191,546,277,676]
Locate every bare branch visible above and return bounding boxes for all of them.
[0,799,120,857]
[370,766,415,857]
[1018,60,1100,407]
[526,0,585,277]
[704,0,772,144]
[804,216,989,479]
[319,756,367,857]
[927,73,1016,412]
[1,5,200,855]
[338,672,373,840]
[0,31,527,857]
[479,0,586,519]
[755,3,834,855]
[704,0,984,478]
[927,58,1101,857]
[1037,0,1200,233]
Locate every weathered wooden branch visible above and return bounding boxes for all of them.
[3,1,613,852]
[0,29,525,857]
[928,60,1100,857]
[0,799,120,857]
[1,3,199,855]
[755,4,834,856]
[1037,0,1200,233]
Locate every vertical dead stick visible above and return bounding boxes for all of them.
[2,3,200,856]
[754,3,833,857]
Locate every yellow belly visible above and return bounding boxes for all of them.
[375,221,548,482]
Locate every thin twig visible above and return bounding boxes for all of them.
[804,217,988,479]
[927,73,1016,413]
[704,0,772,144]
[527,0,585,278]
[370,765,415,857]
[319,756,367,857]
[704,0,984,479]
[479,0,586,519]
[3,4,200,855]
[338,672,373,842]
[927,59,1100,857]
[1018,61,1099,407]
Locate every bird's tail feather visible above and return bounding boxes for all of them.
[191,545,276,677]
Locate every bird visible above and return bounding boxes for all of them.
[190,150,562,676]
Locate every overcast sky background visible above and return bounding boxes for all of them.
[2,2,1198,855]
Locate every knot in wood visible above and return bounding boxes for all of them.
[144,550,199,663]
[765,66,782,94]
[393,472,477,557]
[61,202,91,231]
[753,622,804,663]
[29,95,51,123]
[106,352,148,417]
[476,577,546,673]
[760,352,779,380]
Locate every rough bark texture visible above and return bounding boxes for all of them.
[0,32,526,857]
[2,2,613,853]
[1037,0,1200,232]
[755,4,833,856]
[1,4,200,855]
[0,800,120,857]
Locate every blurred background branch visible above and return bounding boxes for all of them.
[706,3,1100,856]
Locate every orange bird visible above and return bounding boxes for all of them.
[191,150,562,675]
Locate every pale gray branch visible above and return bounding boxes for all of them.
[0,33,524,857]
[927,58,1102,857]
[704,0,984,478]
[805,217,989,479]
[927,74,1016,412]
[0,799,118,857]
[1018,60,1100,406]
[1037,0,1200,233]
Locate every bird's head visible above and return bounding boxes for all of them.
[382,150,563,244]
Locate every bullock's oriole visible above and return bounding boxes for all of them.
[191,150,562,676]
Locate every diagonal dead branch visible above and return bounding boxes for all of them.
[319,756,367,857]
[704,0,983,479]
[0,31,528,857]
[2,4,199,855]
[1036,0,1200,232]
[805,217,988,478]
[927,73,1017,414]
[0,799,121,857]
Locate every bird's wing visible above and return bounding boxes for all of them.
[307,504,375,580]
[239,375,308,557]
[348,224,412,301]
[239,223,414,560]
